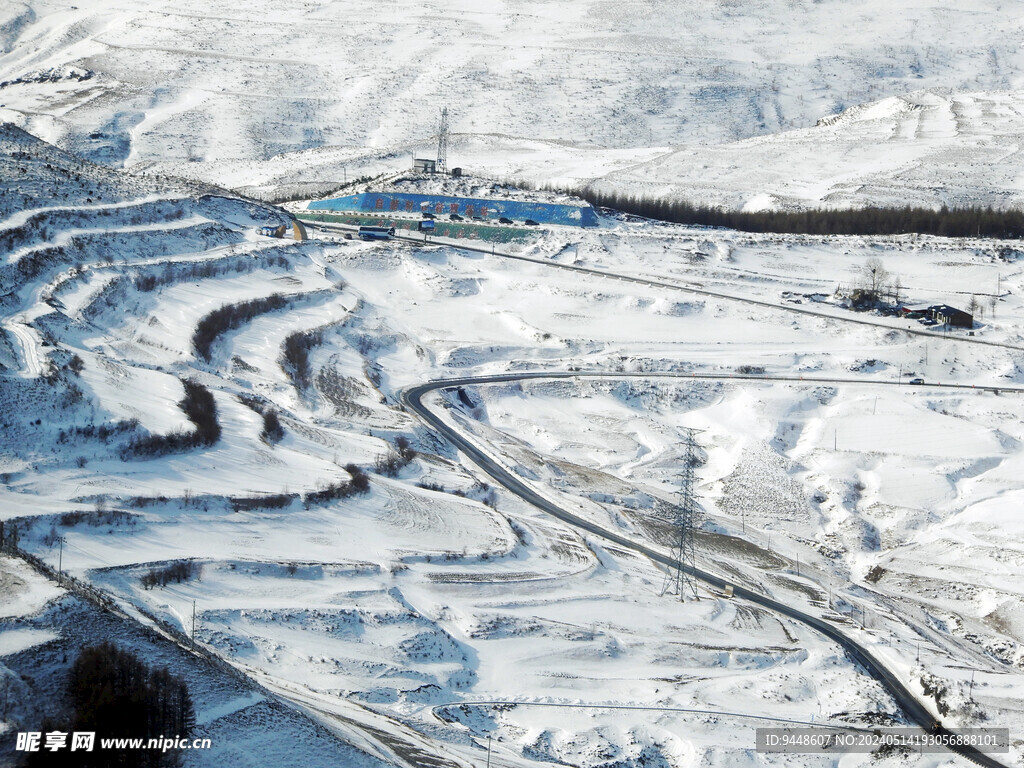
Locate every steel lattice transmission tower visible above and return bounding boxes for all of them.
[665,429,701,601]
[436,107,450,174]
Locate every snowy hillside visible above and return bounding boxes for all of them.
[2,124,1024,766]
[594,91,1024,211]
[3,1,1024,208]
[4,0,1024,765]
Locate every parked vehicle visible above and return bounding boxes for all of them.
[909,378,925,385]
[449,213,463,221]
[498,217,514,225]
[524,219,539,226]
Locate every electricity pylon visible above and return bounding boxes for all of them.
[663,429,701,601]
[436,107,449,174]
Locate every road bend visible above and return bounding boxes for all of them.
[400,370,1014,768]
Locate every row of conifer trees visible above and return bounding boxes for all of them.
[540,183,1024,239]
[26,642,194,767]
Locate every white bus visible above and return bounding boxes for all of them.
[358,225,396,241]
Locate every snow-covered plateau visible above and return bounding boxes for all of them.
[3,1,1024,766]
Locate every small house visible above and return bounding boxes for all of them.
[413,158,436,174]
[930,305,972,328]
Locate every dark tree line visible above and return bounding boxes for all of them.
[538,182,1024,239]
[57,419,138,445]
[303,463,370,507]
[135,253,288,293]
[141,560,199,590]
[260,409,284,444]
[236,394,285,444]
[229,493,295,511]
[26,643,195,767]
[126,380,220,457]
[192,294,288,361]
[281,328,324,390]
[178,380,219,445]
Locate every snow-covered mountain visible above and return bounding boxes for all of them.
[3,0,1024,208]
[2,121,1024,766]
[4,2,1024,767]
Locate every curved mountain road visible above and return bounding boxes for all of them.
[400,370,1016,768]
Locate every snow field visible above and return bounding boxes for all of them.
[0,553,63,619]
[10,1,1024,760]
[0,557,394,768]
[5,126,1024,765]
[333,226,1024,732]
[6,0,1024,215]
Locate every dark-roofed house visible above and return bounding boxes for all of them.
[930,305,973,328]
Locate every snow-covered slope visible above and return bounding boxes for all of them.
[2,1,1024,209]
[594,90,1024,211]
[184,90,1024,213]
[5,0,1024,763]
[3,126,1024,766]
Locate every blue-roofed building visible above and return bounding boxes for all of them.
[307,192,600,228]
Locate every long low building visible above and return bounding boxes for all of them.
[307,192,600,228]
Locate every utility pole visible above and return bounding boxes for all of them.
[969,670,976,701]
[57,536,64,584]
[191,600,197,645]
[486,735,492,768]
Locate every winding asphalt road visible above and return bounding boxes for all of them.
[400,370,1015,768]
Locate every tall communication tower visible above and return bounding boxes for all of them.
[664,429,701,601]
[436,107,450,174]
